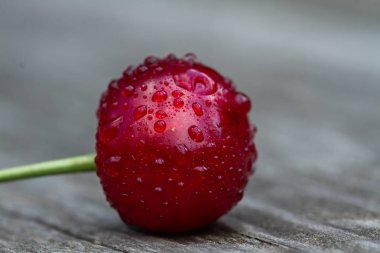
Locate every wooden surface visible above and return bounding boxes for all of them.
[1,0,380,252]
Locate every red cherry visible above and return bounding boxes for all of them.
[96,53,257,232]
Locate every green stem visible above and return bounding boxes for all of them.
[0,154,96,183]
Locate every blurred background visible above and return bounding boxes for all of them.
[1,0,380,251]
[0,0,379,175]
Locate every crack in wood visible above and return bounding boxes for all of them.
[230,227,303,252]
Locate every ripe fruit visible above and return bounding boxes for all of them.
[95,53,257,232]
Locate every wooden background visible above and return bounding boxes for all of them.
[0,0,379,252]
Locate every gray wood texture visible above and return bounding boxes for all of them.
[0,0,379,252]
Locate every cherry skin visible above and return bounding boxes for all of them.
[96,53,257,232]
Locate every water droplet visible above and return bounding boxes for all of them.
[154,120,166,133]
[234,92,251,113]
[167,53,177,60]
[144,56,159,65]
[188,125,204,142]
[122,85,134,96]
[178,182,184,187]
[154,66,163,73]
[183,52,197,62]
[152,90,167,102]
[217,176,222,180]
[137,177,143,183]
[109,80,119,90]
[141,84,148,91]
[173,98,184,108]
[104,156,121,177]
[162,201,169,205]
[137,65,148,73]
[155,158,165,165]
[123,66,134,77]
[98,116,123,143]
[154,186,163,192]
[109,156,121,163]
[155,110,167,119]
[206,142,216,148]
[168,177,174,182]
[192,102,203,116]
[110,115,123,127]
[172,90,184,98]
[176,144,189,154]
[194,166,208,172]
[224,77,233,85]
[122,102,128,109]
[134,105,147,120]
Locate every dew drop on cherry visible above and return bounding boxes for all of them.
[154,187,163,192]
[194,166,208,172]
[173,98,184,108]
[155,110,167,119]
[144,56,159,65]
[141,84,147,91]
[177,144,189,154]
[152,90,168,102]
[155,158,165,165]
[122,85,134,96]
[172,90,184,98]
[154,120,166,133]
[234,92,251,113]
[183,52,197,62]
[134,105,147,120]
[192,102,203,116]
[188,125,204,142]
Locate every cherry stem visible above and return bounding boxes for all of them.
[0,154,96,183]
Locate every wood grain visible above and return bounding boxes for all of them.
[0,0,379,252]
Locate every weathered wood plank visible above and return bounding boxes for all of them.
[0,206,122,253]
[0,176,281,253]
[0,169,379,252]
